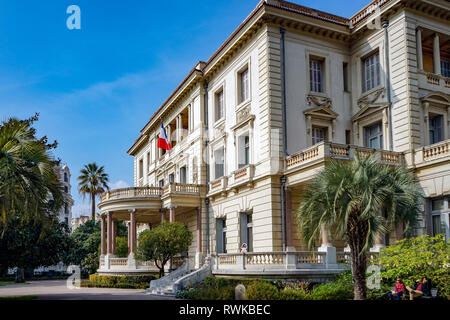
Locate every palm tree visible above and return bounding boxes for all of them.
[77,163,109,220]
[297,153,422,300]
[0,115,64,227]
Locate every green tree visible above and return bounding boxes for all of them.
[297,153,422,300]
[375,234,450,298]
[65,219,127,275]
[136,222,192,277]
[115,237,129,258]
[0,214,71,282]
[0,113,64,228]
[77,163,110,220]
[0,114,68,282]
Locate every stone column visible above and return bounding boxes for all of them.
[112,220,116,256]
[160,208,166,223]
[169,206,176,222]
[195,206,203,269]
[433,33,441,75]
[127,221,131,255]
[416,28,423,71]
[100,214,106,256]
[128,209,137,268]
[285,188,295,250]
[107,212,113,255]
[318,224,337,268]
[424,102,430,145]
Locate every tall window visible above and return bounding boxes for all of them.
[430,198,448,239]
[159,179,164,187]
[64,186,68,193]
[169,173,174,183]
[240,213,253,252]
[343,62,349,92]
[216,89,224,121]
[363,52,380,92]
[180,166,187,184]
[365,122,383,149]
[64,172,68,182]
[239,67,249,104]
[310,59,324,93]
[429,115,443,145]
[216,218,227,253]
[147,151,151,168]
[238,134,250,168]
[441,60,450,78]
[139,159,143,178]
[214,148,224,179]
[312,127,326,145]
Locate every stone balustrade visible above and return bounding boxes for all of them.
[414,139,450,165]
[100,183,201,202]
[418,71,450,92]
[286,142,404,171]
[349,0,390,27]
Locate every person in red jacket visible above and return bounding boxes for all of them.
[388,278,406,300]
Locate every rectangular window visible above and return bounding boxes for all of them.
[214,148,224,179]
[180,166,187,184]
[239,68,249,104]
[345,130,351,145]
[238,134,250,168]
[432,215,445,236]
[216,219,227,254]
[139,159,144,179]
[159,179,164,187]
[169,173,174,183]
[343,62,349,92]
[364,122,383,149]
[147,152,151,169]
[312,127,326,145]
[310,59,324,93]
[363,52,380,92]
[240,213,253,252]
[216,89,224,121]
[429,115,443,145]
[441,60,450,78]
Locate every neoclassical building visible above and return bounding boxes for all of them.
[97,0,450,284]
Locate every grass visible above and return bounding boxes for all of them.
[0,296,37,300]
[0,281,14,287]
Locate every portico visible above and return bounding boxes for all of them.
[97,184,206,274]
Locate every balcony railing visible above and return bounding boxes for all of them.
[349,0,391,27]
[418,71,450,91]
[100,184,201,202]
[414,140,450,164]
[286,142,404,171]
[101,187,162,201]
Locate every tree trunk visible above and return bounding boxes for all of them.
[15,268,25,283]
[159,267,165,278]
[91,195,96,221]
[347,212,369,300]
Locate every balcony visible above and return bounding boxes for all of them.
[98,255,185,275]
[98,184,204,214]
[414,139,450,167]
[418,71,450,92]
[286,141,404,172]
[209,176,228,196]
[228,164,255,188]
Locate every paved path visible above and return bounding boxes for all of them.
[0,280,175,300]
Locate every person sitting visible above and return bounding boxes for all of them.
[421,277,432,298]
[406,277,429,300]
[388,278,406,300]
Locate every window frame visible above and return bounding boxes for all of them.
[309,58,324,93]
[236,60,251,107]
[364,121,384,149]
[362,51,381,93]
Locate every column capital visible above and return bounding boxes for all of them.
[128,208,136,214]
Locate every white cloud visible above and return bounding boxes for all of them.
[110,180,130,189]
[71,203,91,218]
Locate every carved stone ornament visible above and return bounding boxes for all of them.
[357,88,385,107]
[214,121,226,139]
[306,94,332,108]
[236,105,251,123]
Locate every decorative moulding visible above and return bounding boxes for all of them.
[306,94,332,109]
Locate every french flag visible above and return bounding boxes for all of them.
[157,121,172,150]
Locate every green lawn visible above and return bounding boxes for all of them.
[0,281,14,287]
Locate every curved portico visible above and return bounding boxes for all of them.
[97,184,206,274]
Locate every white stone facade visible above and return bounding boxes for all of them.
[99,0,450,276]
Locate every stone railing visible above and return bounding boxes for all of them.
[109,258,128,266]
[426,72,441,85]
[137,260,156,267]
[286,142,404,171]
[101,187,162,201]
[349,0,391,27]
[295,251,325,265]
[246,252,284,265]
[414,140,450,164]
[336,252,351,264]
[445,77,450,88]
[209,176,228,194]
[217,253,239,265]
[99,256,105,267]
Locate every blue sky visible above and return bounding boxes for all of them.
[0,0,370,217]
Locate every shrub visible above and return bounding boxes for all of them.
[309,272,353,300]
[375,234,450,299]
[246,281,280,300]
[283,280,311,293]
[86,274,156,289]
[279,288,308,300]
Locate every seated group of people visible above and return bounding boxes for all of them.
[388,277,432,300]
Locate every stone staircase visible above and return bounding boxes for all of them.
[146,256,212,296]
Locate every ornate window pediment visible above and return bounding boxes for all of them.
[357,87,386,108]
[352,103,389,122]
[303,105,338,120]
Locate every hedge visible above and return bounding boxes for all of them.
[83,274,157,289]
